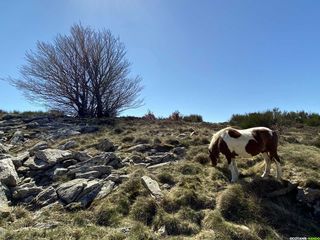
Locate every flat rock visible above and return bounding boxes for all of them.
[141,176,163,199]
[96,180,115,200]
[127,144,152,152]
[33,186,58,209]
[0,158,20,187]
[56,178,87,204]
[0,183,10,216]
[12,182,43,200]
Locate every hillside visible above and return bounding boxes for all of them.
[0,113,320,239]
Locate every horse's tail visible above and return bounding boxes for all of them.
[271,130,281,163]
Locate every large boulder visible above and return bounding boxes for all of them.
[24,149,73,170]
[0,158,20,187]
[56,178,102,208]
[57,178,87,204]
[12,182,43,201]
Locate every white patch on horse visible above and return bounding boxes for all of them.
[261,152,271,178]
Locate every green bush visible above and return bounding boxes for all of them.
[183,114,203,123]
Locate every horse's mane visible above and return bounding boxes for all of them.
[208,126,233,151]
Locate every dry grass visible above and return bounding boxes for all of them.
[2,117,320,239]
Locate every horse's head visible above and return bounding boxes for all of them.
[208,148,219,167]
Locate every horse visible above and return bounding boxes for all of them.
[208,126,282,182]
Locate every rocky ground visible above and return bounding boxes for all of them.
[0,113,320,239]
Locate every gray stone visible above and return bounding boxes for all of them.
[33,187,58,208]
[147,162,173,169]
[59,140,78,150]
[76,180,102,207]
[0,183,10,216]
[62,159,78,168]
[10,130,24,144]
[52,168,69,181]
[29,141,49,155]
[127,144,152,152]
[172,147,186,156]
[11,151,30,168]
[56,178,87,204]
[35,149,73,164]
[96,180,115,200]
[12,182,43,200]
[95,138,115,152]
[145,153,175,165]
[69,165,112,179]
[141,176,163,199]
[73,151,92,162]
[0,143,9,153]
[75,171,102,179]
[0,158,20,187]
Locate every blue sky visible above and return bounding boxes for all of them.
[0,0,320,122]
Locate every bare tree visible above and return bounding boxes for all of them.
[11,24,143,117]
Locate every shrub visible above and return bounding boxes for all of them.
[169,111,183,121]
[157,172,176,185]
[193,153,210,165]
[143,110,157,121]
[216,184,261,223]
[130,197,157,225]
[95,206,119,226]
[183,114,203,122]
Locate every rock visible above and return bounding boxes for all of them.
[153,144,174,152]
[147,162,173,169]
[29,141,49,155]
[145,153,175,165]
[127,144,152,152]
[62,159,78,168]
[26,121,40,129]
[79,125,99,134]
[0,183,10,217]
[56,178,87,204]
[96,180,115,200]
[95,138,115,152]
[73,151,92,162]
[53,129,81,139]
[0,153,12,160]
[75,171,102,179]
[11,151,30,168]
[68,165,112,179]
[56,178,102,208]
[0,158,20,187]
[24,149,73,170]
[36,149,73,163]
[59,140,78,150]
[52,168,69,181]
[0,143,9,153]
[12,182,43,200]
[141,176,163,199]
[10,130,24,144]
[76,180,102,207]
[33,186,58,209]
[172,147,186,156]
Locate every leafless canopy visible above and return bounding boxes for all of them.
[12,24,143,117]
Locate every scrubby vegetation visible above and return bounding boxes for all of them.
[230,108,320,128]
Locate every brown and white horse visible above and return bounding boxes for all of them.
[208,127,282,182]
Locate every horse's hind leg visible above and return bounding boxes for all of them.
[261,152,271,178]
[270,152,282,180]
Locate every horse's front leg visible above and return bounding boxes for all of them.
[261,153,271,178]
[228,158,239,182]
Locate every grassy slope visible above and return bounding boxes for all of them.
[1,118,320,240]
